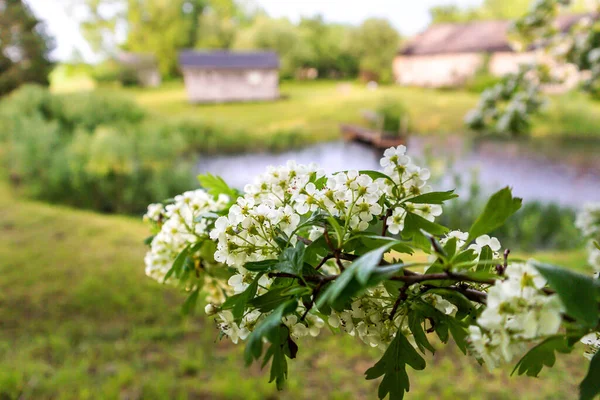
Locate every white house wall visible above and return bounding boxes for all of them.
[394,51,582,92]
[393,53,484,87]
[181,68,279,103]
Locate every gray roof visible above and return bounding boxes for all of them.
[179,51,280,69]
[400,14,594,56]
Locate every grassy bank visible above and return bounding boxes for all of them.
[0,182,593,399]
[119,80,600,142]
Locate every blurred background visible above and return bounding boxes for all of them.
[1,0,600,398]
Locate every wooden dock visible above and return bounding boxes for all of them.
[340,124,406,149]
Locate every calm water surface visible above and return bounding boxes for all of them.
[197,137,600,208]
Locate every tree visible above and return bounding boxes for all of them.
[232,16,311,78]
[347,18,400,82]
[298,16,358,78]
[0,0,54,96]
[429,5,482,24]
[124,0,206,77]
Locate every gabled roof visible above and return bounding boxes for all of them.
[400,14,594,56]
[179,51,280,69]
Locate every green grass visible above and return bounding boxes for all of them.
[0,182,593,399]
[114,80,600,142]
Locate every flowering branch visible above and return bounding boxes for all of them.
[142,144,600,400]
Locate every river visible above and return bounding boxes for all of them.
[197,137,600,208]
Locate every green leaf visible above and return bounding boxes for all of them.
[221,274,262,323]
[355,241,400,285]
[163,244,190,283]
[244,259,279,272]
[181,288,200,316]
[317,242,398,311]
[512,336,572,377]
[403,212,448,238]
[304,235,329,267]
[405,190,458,204]
[261,325,298,391]
[467,187,522,243]
[326,216,344,248]
[143,235,155,246]
[580,348,600,400]
[358,170,394,183]
[351,233,414,255]
[477,245,494,272]
[408,312,435,355]
[244,300,297,366]
[365,330,426,400]
[594,241,600,251]
[532,261,599,328]
[198,173,238,199]
[275,242,306,276]
[248,288,296,313]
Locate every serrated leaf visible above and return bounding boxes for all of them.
[365,330,426,400]
[358,169,394,183]
[275,242,306,276]
[467,187,522,243]
[248,288,296,313]
[477,245,494,272]
[353,234,414,255]
[317,242,398,311]
[163,244,190,283]
[580,348,600,400]
[405,190,458,204]
[326,216,344,248]
[403,212,449,238]
[198,173,238,199]
[143,235,155,246]
[512,336,571,377]
[408,312,435,355]
[181,288,200,316]
[244,300,297,366]
[221,274,262,323]
[532,261,599,328]
[244,259,279,272]
[355,241,399,285]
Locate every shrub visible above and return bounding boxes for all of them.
[0,86,193,214]
[465,72,503,93]
[438,175,581,251]
[374,98,410,136]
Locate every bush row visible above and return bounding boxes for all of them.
[0,85,310,214]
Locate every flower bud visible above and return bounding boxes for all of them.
[205,304,217,316]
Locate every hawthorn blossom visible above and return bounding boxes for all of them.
[468,261,563,370]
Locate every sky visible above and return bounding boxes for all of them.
[26,0,483,61]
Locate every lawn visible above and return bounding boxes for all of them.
[0,182,593,399]
[117,80,600,142]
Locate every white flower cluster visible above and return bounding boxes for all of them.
[211,146,441,269]
[468,262,563,370]
[576,203,600,272]
[143,189,230,299]
[581,332,600,361]
[326,284,457,351]
[380,146,441,234]
[204,146,444,345]
[210,161,323,267]
[435,230,502,265]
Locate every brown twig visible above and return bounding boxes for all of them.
[389,285,408,320]
[381,208,393,236]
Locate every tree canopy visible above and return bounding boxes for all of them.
[0,0,54,96]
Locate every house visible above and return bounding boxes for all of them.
[393,15,591,89]
[116,52,161,87]
[178,51,280,103]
